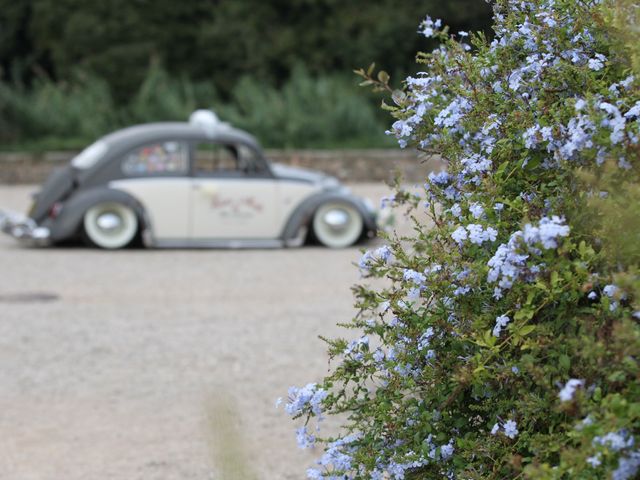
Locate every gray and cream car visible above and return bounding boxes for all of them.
[0,111,377,249]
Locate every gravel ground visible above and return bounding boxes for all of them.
[0,183,415,480]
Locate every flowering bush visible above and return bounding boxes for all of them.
[284,0,640,478]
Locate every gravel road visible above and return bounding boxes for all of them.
[0,183,412,480]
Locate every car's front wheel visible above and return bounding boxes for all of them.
[82,202,138,249]
[312,202,363,248]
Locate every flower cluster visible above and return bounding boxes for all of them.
[451,223,498,246]
[588,430,640,480]
[284,383,327,417]
[487,216,570,298]
[358,244,393,273]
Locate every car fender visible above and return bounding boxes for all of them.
[281,191,377,242]
[48,187,150,243]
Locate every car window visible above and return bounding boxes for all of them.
[121,141,189,176]
[193,142,263,176]
[194,143,237,174]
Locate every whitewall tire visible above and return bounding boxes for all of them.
[312,202,363,248]
[83,202,138,249]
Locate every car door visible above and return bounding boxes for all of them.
[189,141,280,240]
[109,140,192,240]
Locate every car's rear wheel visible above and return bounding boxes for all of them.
[82,202,138,249]
[312,202,363,248]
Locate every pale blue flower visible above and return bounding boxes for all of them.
[286,383,328,417]
[581,415,595,427]
[588,53,606,71]
[434,97,472,128]
[380,195,395,209]
[418,328,435,350]
[441,440,455,459]
[373,348,385,363]
[522,216,570,249]
[449,203,462,218]
[344,336,369,356]
[586,454,602,468]
[453,285,471,296]
[451,226,468,245]
[306,468,322,479]
[406,287,421,301]
[593,430,634,451]
[467,224,498,245]
[375,245,393,263]
[523,125,540,148]
[575,98,587,111]
[558,378,584,402]
[613,451,640,480]
[493,315,511,337]
[603,284,619,298]
[625,101,640,119]
[317,435,358,472]
[403,269,426,285]
[358,251,374,271]
[469,203,484,219]
[503,420,519,439]
[419,16,442,38]
[296,426,316,449]
[620,75,635,89]
[428,170,451,185]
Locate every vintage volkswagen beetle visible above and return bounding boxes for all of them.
[0,111,377,249]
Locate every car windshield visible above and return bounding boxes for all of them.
[70,140,109,169]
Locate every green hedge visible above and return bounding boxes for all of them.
[0,66,394,150]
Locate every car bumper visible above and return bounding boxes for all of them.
[0,209,51,245]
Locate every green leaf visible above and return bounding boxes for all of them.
[519,325,536,336]
[367,62,376,76]
[559,354,571,371]
[392,90,406,105]
[515,307,534,321]
[495,160,510,179]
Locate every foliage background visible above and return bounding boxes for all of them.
[0,0,492,149]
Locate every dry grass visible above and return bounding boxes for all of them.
[205,393,258,480]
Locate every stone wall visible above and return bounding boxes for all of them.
[0,149,443,184]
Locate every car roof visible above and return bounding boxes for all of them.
[100,122,262,151]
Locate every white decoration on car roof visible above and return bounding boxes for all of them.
[189,109,230,137]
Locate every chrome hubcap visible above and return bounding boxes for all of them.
[323,209,350,231]
[96,212,122,232]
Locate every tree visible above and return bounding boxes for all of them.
[0,0,492,102]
